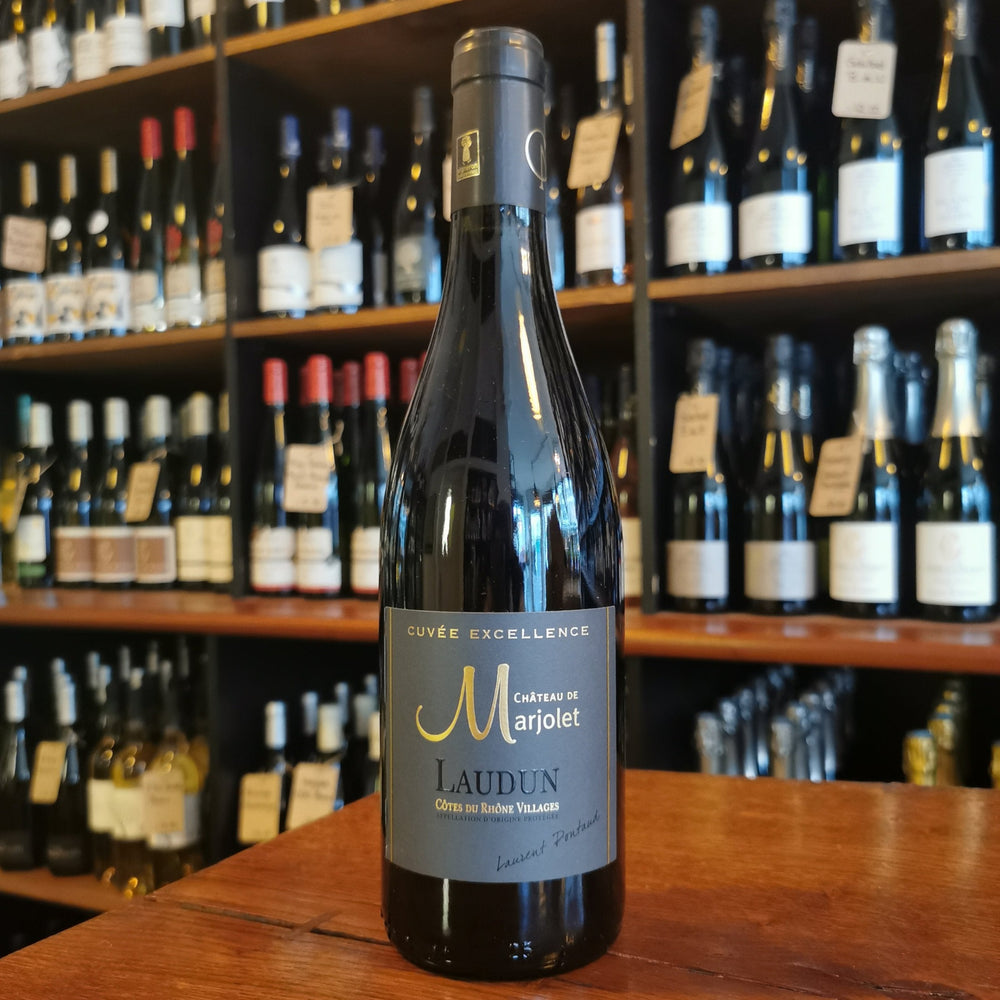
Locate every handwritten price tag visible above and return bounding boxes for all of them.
[307,185,354,251]
[567,111,622,190]
[809,435,865,517]
[30,742,66,805]
[832,41,897,120]
[283,444,331,515]
[2,215,48,274]
[285,762,339,831]
[669,394,719,474]
[670,63,714,150]
[125,462,161,524]
[238,772,283,844]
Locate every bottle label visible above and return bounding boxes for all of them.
[393,234,441,297]
[45,273,85,337]
[131,269,165,332]
[295,527,342,594]
[135,525,177,585]
[165,262,203,327]
[665,202,732,268]
[258,245,310,314]
[85,267,131,333]
[310,240,363,311]
[667,539,728,599]
[15,513,46,564]
[838,158,901,247]
[142,0,184,29]
[744,540,816,601]
[92,526,137,583]
[251,525,295,592]
[829,521,898,604]
[54,525,93,583]
[372,250,388,307]
[110,785,145,842]
[206,513,233,584]
[28,27,70,90]
[924,147,989,240]
[916,521,996,607]
[350,526,380,595]
[575,204,626,275]
[144,770,199,849]
[738,191,812,260]
[203,258,226,323]
[87,777,115,833]
[622,516,643,600]
[187,0,215,20]
[175,515,208,583]
[0,38,28,100]
[5,278,45,341]
[105,14,148,68]
[384,607,618,883]
[71,29,106,82]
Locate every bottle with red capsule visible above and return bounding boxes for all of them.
[392,357,419,445]
[165,106,203,330]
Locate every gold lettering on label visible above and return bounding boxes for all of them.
[415,664,515,745]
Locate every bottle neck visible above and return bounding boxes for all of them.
[688,365,718,397]
[931,355,981,438]
[852,358,894,440]
[766,18,795,87]
[763,366,795,431]
[323,147,351,185]
[945,1,975,57]
[597,78,620,113]
[793,373,813,433]
[410,132,433,167]
[859,2,893,43]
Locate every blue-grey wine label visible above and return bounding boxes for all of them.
[384,606,617,883]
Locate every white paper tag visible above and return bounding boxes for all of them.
[830,521,898,603]
[307,185,354,250]
[916,521,997,607]
[837,158,901,247]
[669,394,719,474]
[283,444,330,515]
[237,772,282,844]
[567,111,622,190]
[3,216,48,274]
[285,762,339,831]
[670,63,714,150]
[809,436,865,517]
[831,41,897,120]
[125,462,161,524]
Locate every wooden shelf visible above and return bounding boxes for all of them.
[0,867,126,913]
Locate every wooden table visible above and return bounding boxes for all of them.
[1,772,997,997]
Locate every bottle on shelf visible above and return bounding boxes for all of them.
[392,357,419,446]
[337,360,361,592]
[84,147,131,339]
[978,353,995,454]
[542,62,566,291]
[134,395,178,589]
[70,0,104,81]
[262,700,290,831]
[46,674,89,875]
[92,398,136,589]
[344,675,376,800]
[6,161,46,346]
[314,702,345,811]
[739,0,811,269]
[87,664,119,882]
[175,392,214,589]
[392,86,442,305]
[206,392,233,590]
[0,0,29,100]
[16,402,54,589]
[203,120,227,326]
[259,114,309,319]
[358,124,389,309]
[142,0,181,58]
[26,0,70,91]
[381,27,623,977]
[247,0,282,34]
[187,0,213,46]
[927,707,958,786]
[0,679,34,870]
[575,20,628,288]
[902,729,937,785]
[165,106,204,329]
[363,709,380,796]
[53,400,94,588]
[792,342,816,474]
[665,4,731,276]
[132,116,168,334]
[745,334,815,614]
[45,154,85,343]
[105,0,148,71]
[916,318,995,621]
[296,691,318,762]
[923,0,994,252]
[611,363,641,602]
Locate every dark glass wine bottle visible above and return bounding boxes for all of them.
[837,0,903,260]
[134,395,178,589]
[665,5,731,276]
[175,392,214,589]
[337,360,361,593]
[923,0,994,252]
[610,363,641,602]
[104,0,147,70]
[203,120,227,325]
[92,398,136,588]
[315,702,345,810]
[392,357,419,445]
[262,701,290,830]
[141,0,181,58]
[165,107,204,329]
[829,326,901,618]
[26,0,69,90]
[45,154,85,342]
[0,0,29,100]
[17,402,54,588]
[358,125,389,308]
[392,86,442,305]
[247,0,282,33]
[796,16,833,263]
[0,679,34,870]
[84,147,131,338]
[70,0,104,81]
[793,341,816,475]
[87,664,119,881]
[916,318,995,621]
[5,161,45,345]
[46,674,90,875]
[206,393,233,590]
[381,27,623,978]
[186,0,212,46]
[739,0,811,269]
[667,338,730,613]
[744,334,815,613]
[53,400,94,588]
[131,117,167,333]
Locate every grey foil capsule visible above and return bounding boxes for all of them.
[695,712,725,775]
[717,696,741,776]
[753,675,771,776]
[770,717,795,779]
[736,687,758,778]
[785,701,810,780]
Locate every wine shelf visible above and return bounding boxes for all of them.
[0,867,127,913]
[2,589,997,672]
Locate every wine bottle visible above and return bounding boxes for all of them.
[206,392,233,589]
[251,359,294,595]
[793,341,816,474]
[262,701,290,830]
[381,27,623,977]
[542,62,566,291]
[796,16,833,263]
[314,702,345,811]
[46,674,90,875]
[130,117,167,333]
[258,114,309,318]
[837,0,903,260]
[26,0,69,90]
[667,338,730,612]
[351,351,388,598]
[556,82,576,283]
[92,398,136,588]
[16,402,54,588]
[739,0,811,269]
[165,106,204,329]
[87,663,118,881]
[142,0,181,58]
[358,124,388,308]
[337,360,361,592]
[665,5,732,275]
[745,334,815,613]
[247,0,281,33]
[924,0,994,251]
[70,0,104,81]
[829,326,901,618]
[0,0,29,100]
[610,364,641,601]
[392,86,442,305]
[0,679,34,870]
[392,357,419,445]
[345,675,376,800]
[296,691,318,763]
[916,318,995,621]
[575,20,628,287]
[203,120,226,325]
[134,395,178,589]
[84,147,131,339]
[45,154,85,342]
[723,54,749,223]
[186,0,211,45]
[104,0,147,71]
[174,392,213,589]
[53,400,94,588]
[363,708,380,795]
[5,161,46,345]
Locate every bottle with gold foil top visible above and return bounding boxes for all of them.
[84,148,130,339]
[903,729,937,786]
[5,162,46,345]
[927,708,958,786]
[45,154,84,342]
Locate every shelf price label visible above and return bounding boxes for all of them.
[238,772,283,845]
[669,63,714,150]
[30,742,67,805]
[2,215,48,274]
[307,185,354,250]
[809,435,865,517]
[125,462,162,524]
[285,762,339,831]
[669,394,719,474]
[567,111,622,190]
[283,444,331,514]
[831,41,897,120]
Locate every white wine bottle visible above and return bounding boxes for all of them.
[380,27,624,979]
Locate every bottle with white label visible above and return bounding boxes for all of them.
[5,161,46,345]
[46,674,89,875]
[188,0,213,45]
[668,338,731,612]
[315,703,345,812]
[206,392,233,589]
[105,0,147,69]
[259,114,310,318]
[86,664,119,880]
[665,5,731,276]
[84,147,131,338]
[837,0,903,260]
[923,0,993,252]
[0,0,29,101]
[916,318,995,622]
[27,0,70,91]
[165,106,203,328]
[203,120,226,325]
[358,124,388,309]
[175,392,213,589]
[45,154,85,342]
[143,0,181,57]
[739,0,812,269]
[53,400,94,588]
[132,116,167,333]
[829,326,901,618]
[575,20,628,287]
[16,402,54,589]
[745,334,815,613]
[92,398,136,589]
[134,396,177,588]
[71,0,106,82]
[611,364,642,602]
